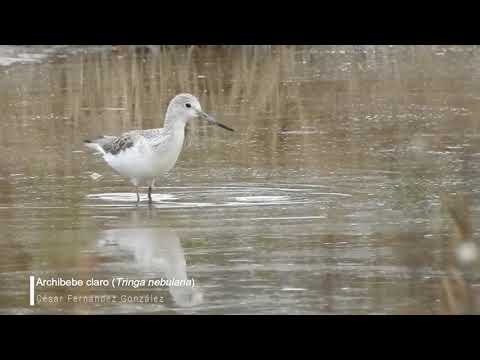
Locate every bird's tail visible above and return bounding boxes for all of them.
[83,138,107,155]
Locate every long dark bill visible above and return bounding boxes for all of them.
[199,111,234,132]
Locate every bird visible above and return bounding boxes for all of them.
[84,93,234,203]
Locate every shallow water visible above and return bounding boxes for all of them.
[1,45,480,314]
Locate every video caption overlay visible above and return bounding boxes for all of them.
[29,276,195,306]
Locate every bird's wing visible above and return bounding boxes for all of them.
[84,132,142,155]
[131,128,170,152]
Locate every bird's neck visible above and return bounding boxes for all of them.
[165,122,186,137]
[159,119,186,151]
[164,113,187,133]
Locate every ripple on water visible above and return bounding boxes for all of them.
[83,186,351,210]
[234,196,290,202]
[281,287,307,291]
[86,193,177,202]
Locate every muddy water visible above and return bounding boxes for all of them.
[1,45,480,314]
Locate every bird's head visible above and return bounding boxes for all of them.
[166,93,234,132]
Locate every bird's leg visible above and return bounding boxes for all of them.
[148,178,155,204]
[131,179,140,204]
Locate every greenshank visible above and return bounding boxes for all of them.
[84,93,234,203]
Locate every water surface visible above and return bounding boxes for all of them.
[1,45,479,314]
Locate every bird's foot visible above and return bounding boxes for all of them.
[148,186,153,204]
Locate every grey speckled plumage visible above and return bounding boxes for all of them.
[85,129,167,155]
[83,93,234,204]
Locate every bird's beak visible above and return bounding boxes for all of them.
[198,111,234,132]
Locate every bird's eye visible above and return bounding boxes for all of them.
[185,103,191,108]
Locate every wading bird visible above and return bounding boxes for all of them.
[84,93,234,203]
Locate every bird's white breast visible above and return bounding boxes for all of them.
[104,130,185,181]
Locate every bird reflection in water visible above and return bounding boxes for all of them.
[97,209,203,308]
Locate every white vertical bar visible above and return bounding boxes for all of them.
[29,276,35,306]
